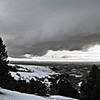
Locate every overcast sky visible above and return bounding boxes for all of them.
[0,0,100,56]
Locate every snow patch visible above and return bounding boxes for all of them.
[78,82,82,87]
[49,95,78,100]
[70,74,83,78]
[9,65,58,82]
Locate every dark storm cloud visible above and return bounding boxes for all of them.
[0,0,100,56]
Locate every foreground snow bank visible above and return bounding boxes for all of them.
[0,88,47,100]
[49,95,78,100]
[0,88,78,100]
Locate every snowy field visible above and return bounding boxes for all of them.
[0,88,78,100]
[9,64,58,83]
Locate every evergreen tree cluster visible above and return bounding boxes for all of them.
[0,37,10,87]
[80,65,100,100]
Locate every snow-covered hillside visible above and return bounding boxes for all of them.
[0,88,78,100]
[9,64,58,82]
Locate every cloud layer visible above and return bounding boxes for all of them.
[0,0,100,56]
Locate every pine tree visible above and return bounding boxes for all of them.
[80,65,100,100]
[0,37,8,64]
[0,37,9,87]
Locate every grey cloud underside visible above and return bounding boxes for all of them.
[0,0,100,56]
[7,33,100,57]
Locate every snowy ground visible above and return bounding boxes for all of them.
[9,64,58,83]
[0,88,78,100]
